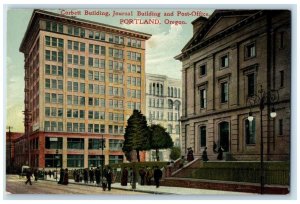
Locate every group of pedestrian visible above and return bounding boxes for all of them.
[58,168,69,185]
[24,168,42,185]
[201,146,224,161]
[120,166,162,188]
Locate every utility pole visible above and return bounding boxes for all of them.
[7,126,13,173]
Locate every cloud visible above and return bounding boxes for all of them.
[145,24,184,79]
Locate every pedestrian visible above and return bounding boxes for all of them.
[202,147,209,162]
[44,170,48,180]
[102,176,107,191]
[217,147,224,160]
[84,168,89,184]
[121,167,128,186]
[25,168,32,185]
[105,166,113,191]
[33,169,38,182]
[63,168,69,185]
[58,168,64,184]
[49,170,52,178]
[153,166,162,188]
[95,167,101,186]
[179,156,185,168]
[89,168,94,183]
[139,167,146,185]
[145,166,153,185]
[187,147,194,162]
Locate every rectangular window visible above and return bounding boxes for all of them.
[73,41,79,50]
[80,110,85,119]
[279,119,283,135]
[67,138,84,149]
[58,39,64,48]
[246,43,256,58]
[200,89,206,108]
[200,126,206,147]
[220,54,229,68]
[46,21,51,31]
[45,36,51,46]
[247,73,255,97]
[58,66,63,76]
[221,82,228,103]
[67,154,84,168]
[80,43,85,52]
[45,50,51,61]
[246,119,256,144]
[200,64,206,76]
[45,137,63,149]
[58,24,63,33]
[280,70,284,87]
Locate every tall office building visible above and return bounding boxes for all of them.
[145,73,182,161]
[19,9,151,169]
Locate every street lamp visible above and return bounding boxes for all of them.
[55,149,59,181]
[101,134,104,182]
[246,85,279,194]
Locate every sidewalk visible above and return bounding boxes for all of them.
[44,176,253,195]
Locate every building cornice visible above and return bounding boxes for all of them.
[20,9,152,53]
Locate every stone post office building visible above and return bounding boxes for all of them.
[175,10,291,161]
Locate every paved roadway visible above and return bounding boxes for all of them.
[6,175,147,195]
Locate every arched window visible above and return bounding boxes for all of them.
[160,84,163,96]
[174,88,177,98]
[168,99,173,109]
[171,87,174,97]
[174,100,181,111]
[149,83,152,95]
[153,83,156,95]
[168,87,170,97]
[245,119,256,144]
[156,83,159,96]
[178,88,181,98]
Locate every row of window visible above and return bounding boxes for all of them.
[46,21,142,48]
[45,50,63,62]
[45,36,64,48]
[45,79,64,90]
[44,121,125,134]
[127,89,141,98]
[127,102,141,110]
[127,51,141,61]
[49,138,122,150]
[45,154,123,168]
[149,98,164,108]
[89,44,106,55]
[67,40,85,52]
[198,43,256,78]
[199,81,228,108]
[88,71,106,82]
[45,65,64,76]
[127,76,141,86]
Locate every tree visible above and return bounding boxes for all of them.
[170,146,181,161]
[122,110,151,162]
[149,124,174,161]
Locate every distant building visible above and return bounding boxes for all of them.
[175,10,291,161]
[19,9,151,169]
[6,131,24,172]
[145,73,182,161]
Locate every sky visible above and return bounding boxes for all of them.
[5,7,214,132]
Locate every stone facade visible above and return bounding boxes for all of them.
[175,10,291,161]
[145,73,182,161]
[19,9,151,169]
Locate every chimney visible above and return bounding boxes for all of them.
[191,17,208,34]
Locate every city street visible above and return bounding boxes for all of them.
[6,175,147,195]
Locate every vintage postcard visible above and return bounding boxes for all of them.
[4,5,294,199]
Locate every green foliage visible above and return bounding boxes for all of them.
[149,124,174,161]
[170,146,181,160]
[122,110,151,161]
[149,124,174,149]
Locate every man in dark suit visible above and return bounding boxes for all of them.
[105,166,113,191]
[25,168,32,185]
[153,166,162,188]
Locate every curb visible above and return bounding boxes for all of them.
[45,179,171,195]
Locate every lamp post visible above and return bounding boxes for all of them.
[55,149,59,181]
[246,85,279,194]
[101,134,104,182]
